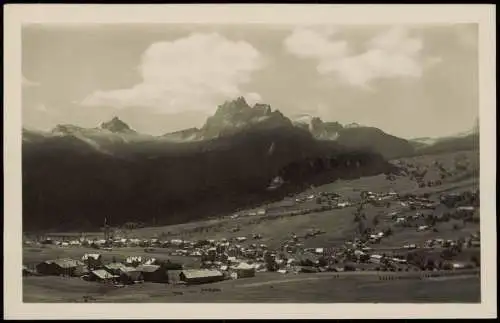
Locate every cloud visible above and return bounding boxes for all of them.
[22,75,40,87]
[81,32,264,113]
[283,26,348,60]
[284,26,439,88]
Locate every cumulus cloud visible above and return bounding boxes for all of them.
[284,26,347,60]
[81,33,264,113]
[284,26,440,88]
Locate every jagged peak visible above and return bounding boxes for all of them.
[253,103,272,115]
[100,116,135,133]
[216,97,251,114]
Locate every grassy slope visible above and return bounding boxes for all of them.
[23,272,480,303]
[23,149,480,303]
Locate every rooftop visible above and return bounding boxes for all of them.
[181,269,223,279]
[91,269,119,280]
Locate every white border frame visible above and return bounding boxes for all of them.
[4,4,497,319]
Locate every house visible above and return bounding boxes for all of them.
[144,258,157,265]
[36,258,87,277]
[136,264,168,283]
[369,254,383,264]
[179,269,224,285]
[82,254,103,269]
[450,261,475,270]
[314,248,324,255]
[125,256,143,267]
[69,240,81,247]
[104,262,127,276]
[88,269,119,283]
[23,265,37,276]
[118,267,144,284]
[230,262,256,279]
[161,261,183,271]
[166,270,184,284]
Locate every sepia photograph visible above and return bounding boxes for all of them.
[4,4,496,319]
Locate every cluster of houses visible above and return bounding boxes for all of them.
[24,251,259,286]
[422,231,481,249]
[23,171,480,283]
[229,192,352,223]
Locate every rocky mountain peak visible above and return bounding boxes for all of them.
[100,116,135,133]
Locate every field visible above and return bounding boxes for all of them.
[24,270,480,303]
[23,150,481,303]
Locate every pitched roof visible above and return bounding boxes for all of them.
[120,266,140,273]
[181,269,223,279]
[105,262,127,270]
[82,254,102,260]
[136,264,161,273]
[91,269,119,280]
[126,256,143,262]
[232,262,255,270]
[43,258,84,268]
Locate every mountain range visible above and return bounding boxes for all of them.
[22,97,478,231]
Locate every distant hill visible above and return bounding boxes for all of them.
[22,104,393,232]
[409,125,479,156]
[22,99,478,231]
[292,115,415,159]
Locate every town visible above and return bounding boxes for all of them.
[23,153,481,301]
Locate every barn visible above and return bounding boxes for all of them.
[136,264,168,283]
[119,267,144,284]
[230,262,256,279]
[36,259,87,277]
[179,269,224,285]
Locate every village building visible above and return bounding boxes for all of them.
[36,258,87,277]
[87,269,119,283]
[104,262,128,276]
[230,262,256,279]
[118,267,144,284]
[125,256,143,267]
[82,253,103,269]
[369,254,383,264]
[23,265,37,276]
[179,269,224,285]
[136,264,168,283]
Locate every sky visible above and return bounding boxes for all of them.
[22,23,478,139]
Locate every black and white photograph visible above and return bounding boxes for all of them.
[3,4,496,319]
